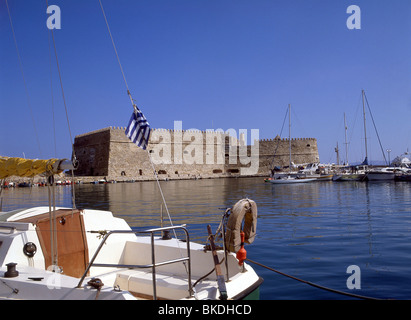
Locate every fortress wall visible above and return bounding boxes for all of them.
[258,137,319,172]
[73,127,319,179]
[107,127,228,178]
[73,128,111,176]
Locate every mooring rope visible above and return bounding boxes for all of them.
[245,258,386,300]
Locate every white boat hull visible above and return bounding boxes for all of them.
[269,177,317,184]
[0,207,262,300]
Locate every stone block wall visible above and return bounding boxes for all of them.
[73,128,111,176]
[258,137,319,173]
[73,127,319,179]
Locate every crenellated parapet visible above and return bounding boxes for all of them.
[109,126,230,135]
[258,137,317,142]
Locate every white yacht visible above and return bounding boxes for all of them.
[0,158,263,300]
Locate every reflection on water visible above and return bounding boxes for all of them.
[0,185,72,211]
[2,178,411,299]
[75,180,237,229]
[73,178,268,241]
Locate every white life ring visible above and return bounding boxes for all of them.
[225,199,257,252]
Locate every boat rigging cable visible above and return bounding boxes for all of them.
[5,0,42,157]
[268,106,288,173]
[7,0,78,269]
[245,259,388,300]
[98,0,190,278]
[363,90,388,165]
[45,0,78,269]
[46,0,75,155]
[45,0,77,209]
[48,28,57,158]
[97,0,174,229]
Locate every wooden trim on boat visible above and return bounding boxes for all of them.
[15,209,89,278]
[14,209,82,224]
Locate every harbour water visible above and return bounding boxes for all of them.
[2,177,411,300]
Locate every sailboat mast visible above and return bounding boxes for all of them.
[344,112,349,165]
[362,90,368,163]
[289,104,291,173]
[335,142,340,165]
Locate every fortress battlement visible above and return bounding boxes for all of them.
[108,126,234,136]
[258,137,316,142]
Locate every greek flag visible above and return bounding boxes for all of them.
[125,107,151,150]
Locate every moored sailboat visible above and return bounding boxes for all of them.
[270,105,316,184]
[0,157,263,300]
[332,164,367,181]
[332,91,370,182]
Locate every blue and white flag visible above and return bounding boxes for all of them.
[125,107,151,150]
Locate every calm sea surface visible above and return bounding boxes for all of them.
[2,177,411,300]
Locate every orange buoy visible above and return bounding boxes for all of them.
[236,231,247,266]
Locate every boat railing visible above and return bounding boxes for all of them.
[76,225,193,300]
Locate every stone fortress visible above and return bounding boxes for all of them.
[73,126,319,181]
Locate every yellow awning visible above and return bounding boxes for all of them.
[0,157,62,179]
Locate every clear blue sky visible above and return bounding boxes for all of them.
[1,0,410,165]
